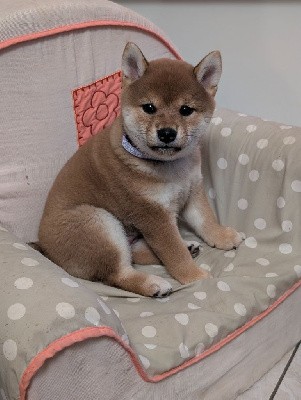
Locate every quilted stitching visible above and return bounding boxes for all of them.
[72,71,122,146]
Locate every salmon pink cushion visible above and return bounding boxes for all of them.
[73,71,122,146]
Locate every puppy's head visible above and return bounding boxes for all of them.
[121,42,222,161]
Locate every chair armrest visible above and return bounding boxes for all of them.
[0,226,126,400]
[202,107,301,234]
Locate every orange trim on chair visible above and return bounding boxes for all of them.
[0,20,182,60]
[19,278,301,399]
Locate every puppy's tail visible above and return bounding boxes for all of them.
[28,241,45,255]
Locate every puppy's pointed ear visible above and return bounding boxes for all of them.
[122,42,148,82]
[194,51,222,97]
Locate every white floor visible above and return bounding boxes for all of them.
[238,342,301,399]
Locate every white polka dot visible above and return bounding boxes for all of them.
[277,197,285,208]
[217,281,231,292]
[208,188,216,199]
[21,257,39,267]
[200,263,211,271]
[217,158,228,170]
[211,116,222,125]
[179,343,190,359]
[224,263,234,272]
[254,218,266,230]
[13,243,28,250]
[234,303,247,316]
[246,125,257,133]
[97,298,111,315]
[224,250,235,258]
[265,273,278,278]
[127,297,140,303]
[85,307,101,326]
[238,198,248,210]
[238,154,249,165]
[245,237,257,248]
[282,220,293,232]
[294,265,301,278]
[291,180,301,192]
[144,344,157,350]
[195,342,205,356]
[14,277,33,290]
[194,291,207,300]
[61,277,79,288]
[256,258,270,266]
[140,312,154,317]
[175,313,189,326]
[249,170,259,182]
[3,339,17,361]
[142,326,156,338]
[205,323,219,338]
[7,303,26,320]
[221,127,232,137]
[139,355,150,369]
[283,136,296,145]
[279,243,292,254]
[267,284,276,299]
[280,125,292,130]
[188,303,201,310]
[56,302,75,319]
[257,139,268,149]
[272,159,285,171]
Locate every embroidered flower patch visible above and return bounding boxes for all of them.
[73,71,122,146]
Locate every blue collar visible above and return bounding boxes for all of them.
[122,134,158,161]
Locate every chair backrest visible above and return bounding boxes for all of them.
[0,0,180,242]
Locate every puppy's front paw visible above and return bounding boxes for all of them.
[177,264,210,285]
[146,275,173,298]
[204,226,245,250]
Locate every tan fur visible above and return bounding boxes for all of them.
[38,43,244,297]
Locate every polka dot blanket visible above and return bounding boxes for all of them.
[1,108,301,400]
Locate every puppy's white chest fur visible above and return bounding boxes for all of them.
[142,166,202,213]
[144,182,188,210]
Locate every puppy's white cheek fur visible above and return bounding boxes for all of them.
[122,108,151,151]
[122,108,140,134]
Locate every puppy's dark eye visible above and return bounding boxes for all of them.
[179,105,195,116]
[142,103,157,114]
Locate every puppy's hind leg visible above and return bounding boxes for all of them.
[82,211,172,296]
[96,218,171,297]
[76,207,172,296]
[40,206,171,297]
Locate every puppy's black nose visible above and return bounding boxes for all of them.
[157,128,177,144]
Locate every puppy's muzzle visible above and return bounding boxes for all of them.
[157,128,177,144]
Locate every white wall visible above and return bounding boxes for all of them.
[116,1,301,126]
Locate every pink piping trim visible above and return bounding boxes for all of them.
[0,20,181,59]
[19,278,301,399]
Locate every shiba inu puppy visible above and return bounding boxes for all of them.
[38,43,244,297]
